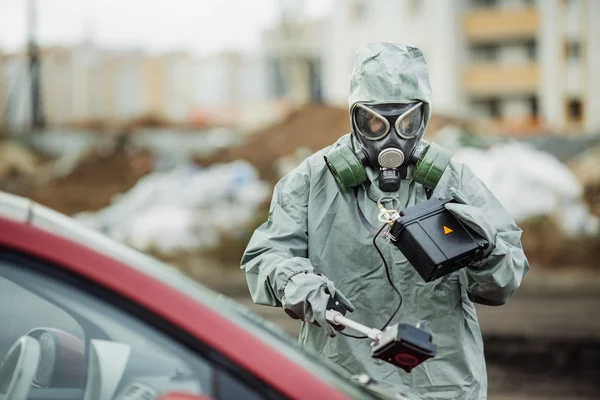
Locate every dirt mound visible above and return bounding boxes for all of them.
[5,134,153,216]
[0,141,42,180]
[53,140,152,187]
[196,104,350,182]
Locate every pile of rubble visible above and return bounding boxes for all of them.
[0,133,152,216]
[0,141,41,181]
[454,142,599,238]
[74,160,271,256]
[568,144,600,217]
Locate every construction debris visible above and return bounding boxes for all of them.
[0,140,41,180]
[8,133,153,216]
[74,161,271,255]
[567,144,600,217]
[453,142,599,237]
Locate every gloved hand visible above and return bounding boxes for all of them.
[445,202,497,257]
[282,272,355,337]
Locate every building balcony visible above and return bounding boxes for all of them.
[463,63,538,97]
[463,7,539,42]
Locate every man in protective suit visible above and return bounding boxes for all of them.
[241,42,529,399]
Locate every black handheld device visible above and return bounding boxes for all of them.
[389,197,490,282]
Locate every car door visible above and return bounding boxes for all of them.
[0,248,288,400]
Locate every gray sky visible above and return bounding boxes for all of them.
[0,0,333,54]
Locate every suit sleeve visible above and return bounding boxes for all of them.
[458,164,530,306]
[240,162,315,307]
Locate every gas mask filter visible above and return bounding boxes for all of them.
[324,102,453,192]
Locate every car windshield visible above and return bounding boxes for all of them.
[30,205,407,400]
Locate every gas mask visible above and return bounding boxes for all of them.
[324,101,453,193]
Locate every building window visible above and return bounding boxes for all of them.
[529,96,538,118]
[489,98,501,118]
[307,58,322,103]
[525,40,537,60]
[472,0,498,8]
[350,0,368,23]
[471,44,499,63]
[564,40,582,60]
[567,99,583,122]
[473,98,502,119]
[562,0,582,7]
[269,58,287,98]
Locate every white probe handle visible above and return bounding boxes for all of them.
[326,310,383,342]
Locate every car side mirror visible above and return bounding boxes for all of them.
[158,392,215,400]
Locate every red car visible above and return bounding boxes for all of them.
[0,191,411,400]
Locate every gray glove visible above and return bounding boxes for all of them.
[282,272,355,337]
[445,202,497,258]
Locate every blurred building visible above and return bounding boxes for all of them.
[323,0,600,135]
[262,17,326,106]
[0,53,5,133]
[0,43,287,134]
[42,45,95,126]
[0,52,33,133]
[191,51,288,133]
[1,45,201,131]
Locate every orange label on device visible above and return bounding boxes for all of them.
[443,226,453,235]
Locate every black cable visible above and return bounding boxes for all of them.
[374,222,403,331]
[339,222,404,339]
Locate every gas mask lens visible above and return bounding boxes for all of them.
[395,103,423,139]
[354,106,389,140]
[353,102,424,140]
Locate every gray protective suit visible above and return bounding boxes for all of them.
[241,43,529,399]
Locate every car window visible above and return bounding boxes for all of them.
[0,252,283,400]
[0,276,84,358]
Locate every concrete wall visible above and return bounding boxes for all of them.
[1,55,31,133]
[195,55,232,109]
[584,0,600,134]
[538,0,598,134]
[163,54,196,122]
[538,0,564,133]
[0,55,6,131]
[427,0,468,117]
[503,97,531,119]
[115,55,144,121]
[69,46,96,124]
